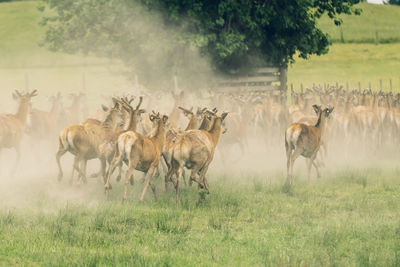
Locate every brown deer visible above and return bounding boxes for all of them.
[97,97,145,182]
[27,92,63,142]
[162,106,207,190]
[166,111,228,203]
[285,105,334,183]
[56,99,125,185]
[104,112,169,201]
[0,90,38,174]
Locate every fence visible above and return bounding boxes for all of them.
[216,67,286,93]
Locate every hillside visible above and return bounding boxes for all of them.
[318,2,400,43]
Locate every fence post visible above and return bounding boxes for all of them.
[390,79,392,92]
[346,82,349,91]
[300,83,303,94]
[358,81,361,91]
[380,79,382,91]
[340,27,344,43]
[375,31,379,44]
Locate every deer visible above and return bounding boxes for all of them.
[0,90,38,174]
[165,110,228,203]
[97,97,145,182]
[26,92,63,143]
[162,106,207,190]
[285,105,334,183]
[56,99,125,185]
[104,112,169,201]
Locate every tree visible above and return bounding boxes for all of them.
[40,0,361,90]
[386,0,400,5]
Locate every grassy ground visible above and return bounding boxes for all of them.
[288,43,400,91]
[1,168,400,266]
[318,3,400,43]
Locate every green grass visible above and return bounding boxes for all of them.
[318,3,400,43]
[1,168,400,266]
[288,43,400,91]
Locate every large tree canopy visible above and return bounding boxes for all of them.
[40,0,361,89]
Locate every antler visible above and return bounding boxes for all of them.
[178,106,193,115]
[136,96,143,110]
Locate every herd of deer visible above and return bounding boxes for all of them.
[0,86,398,202]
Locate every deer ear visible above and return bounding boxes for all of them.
[139,109,146,114]
[101,105,108,112]
[221,112,228,121]
[312,105,320,114]
[162,115,168,124]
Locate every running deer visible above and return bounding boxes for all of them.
[56,99,124,185]
[285,105,334,183]
[166,110,228,203]
[162,106,207,190]
[104,112,168,201]
[27,92,63,142]
[0,90,38,174]
[97,97,145,182]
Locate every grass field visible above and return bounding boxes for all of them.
[1,167,400,266]
[318,3,400,43]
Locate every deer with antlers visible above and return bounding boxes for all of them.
[97,97,145,182]
[165,110,228,203]
[162,106,207,189]
[285,105,334,183]
[56,99,125,185]
[0,90,38,174]
[104,111,168,201]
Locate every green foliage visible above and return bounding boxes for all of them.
[387,0,400,5]
[40,0,361,89]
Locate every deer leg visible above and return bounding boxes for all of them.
[312,160,321,179]
[81,159,88,184]
[198,163,210,193]
[104,154,122,194]
[56,145,67,181]
[122,156,139,201]
[289,148,302,183]
[175,166,183,204]
[90,159,103,178]
[285,141,292,180]
[70,156,80,185]
[139,164,157,201]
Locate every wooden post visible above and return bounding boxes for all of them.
[390,79,392,92]
[336,82,339,89]
[375,31,379,44]
[346,82,349,91]
[358,81,361,91]
[290,83,293,92]
[279,66,287,92]
[380,79,382,91]
[369,82,371,90]
[340,27,344,43]
[300,83,304,93]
